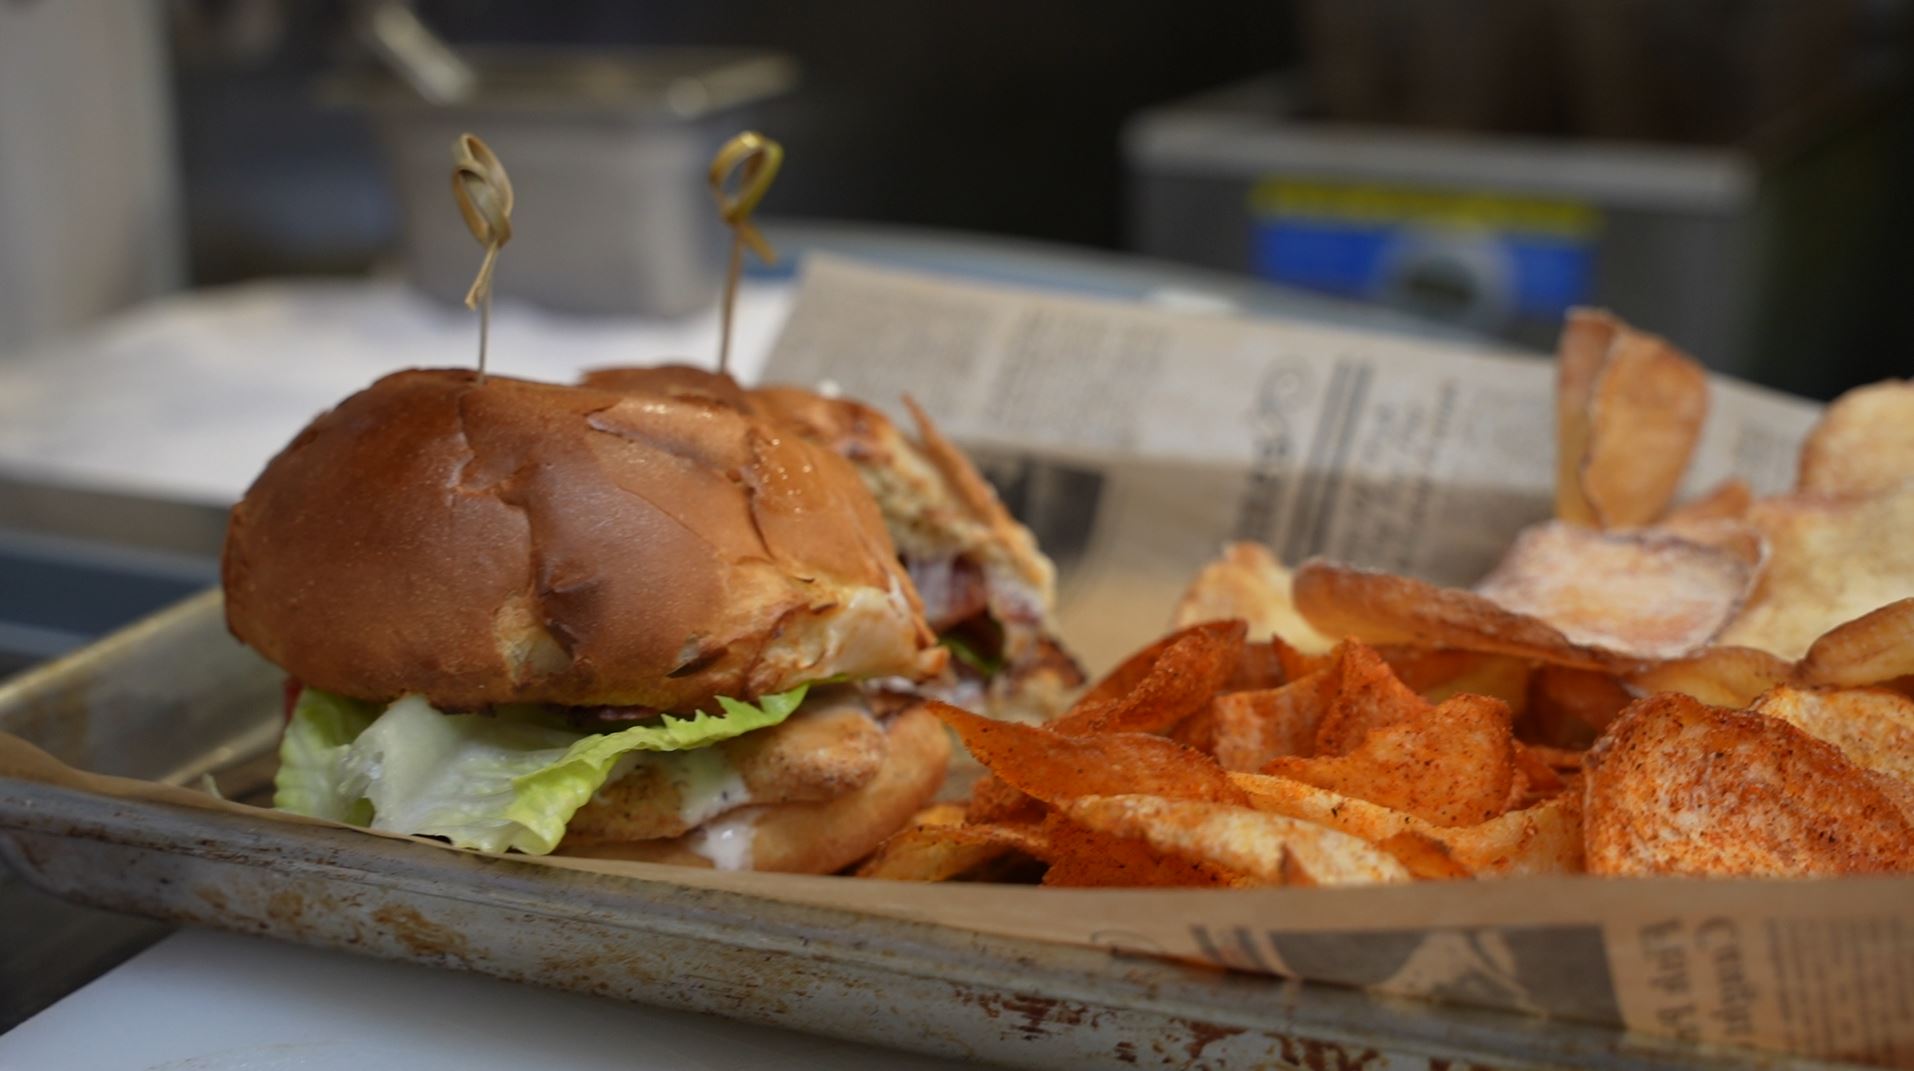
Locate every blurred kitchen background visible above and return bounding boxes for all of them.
[1,0,1913,685]
[6,0,1912,392]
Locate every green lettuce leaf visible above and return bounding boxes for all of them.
[273,688,379,824]
[274,684,809,855]
[939,632,1005,677]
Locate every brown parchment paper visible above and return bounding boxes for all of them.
[5,712,1913,1067]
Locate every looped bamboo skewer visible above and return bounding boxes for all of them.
[708,131,784,375]
[451,133,515,380]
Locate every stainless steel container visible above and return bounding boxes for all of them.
[343,49,796,318]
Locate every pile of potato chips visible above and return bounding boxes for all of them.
[863,310,1914,885]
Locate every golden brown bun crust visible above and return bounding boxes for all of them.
[561,703,950,873]
[224,369,943,709]
[578,364,752,410]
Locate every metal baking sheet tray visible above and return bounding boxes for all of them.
[0,591,1860,1070]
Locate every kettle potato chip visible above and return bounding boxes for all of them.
[1749,685,1914,789]
[1583,693,1914,876]
[1796,379,1914,499]
[1270,693,1515,828]
[885,305,1912,894]
[1577,329,1710,528]
[932,702,1246,808]
[1796,597,1914,689]
[1474,521,1752,659]
[1170,542,1335,654]
[1716,485,1914,661]
[1064,794,1413,886]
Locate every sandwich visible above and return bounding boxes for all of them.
[579,366,1086,725]
[225,368,952,872]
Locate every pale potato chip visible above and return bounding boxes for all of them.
[1797,379,1914,499]
[1554,308,1617,526]
[1171,542,1336,654]
[1474,521,1751,660]
[1269,693,1515,828]
[1230,773,1583,876]
[1662,477,1752,527]
[1648,517,1767,571]
[1627,645,1793,708]
[1294,561,1632,671]
[1579,328,1709,528]
[1797,597,1914,689]
[1064,794,1412,886]
[1716,485,1914,660]
[1750,685,1914,788]
[1583,693,1914,876]
[1294,540,1738,671]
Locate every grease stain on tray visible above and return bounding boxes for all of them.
[372,903,472,963]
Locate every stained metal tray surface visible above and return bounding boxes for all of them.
[0,591,1859,1070]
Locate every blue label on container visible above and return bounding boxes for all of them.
[1249,180,1600,322]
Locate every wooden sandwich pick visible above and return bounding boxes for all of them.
[708,131,784,375]
[451,132,515,380]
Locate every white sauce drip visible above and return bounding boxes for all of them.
[668,747,751,828]
[688,808,760,871]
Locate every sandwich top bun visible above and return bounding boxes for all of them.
[223,369,945,710]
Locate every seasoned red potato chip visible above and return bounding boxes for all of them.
[1308,642,1438,756]
[1583,693,1914,876]
[1231,773,1584,877]
[1064,795,1412,886]
[1750,685,1914,790]
[1717,485,1914,661]
[1796,379,1914,499]
[1052,619,1244,736]
[1181,676,1333,772]
[932,702,1246,808]
[1270,693,1516,828]
[1473,522,1752,661]
[1038,811,1248,887]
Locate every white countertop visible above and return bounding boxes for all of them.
[0,276,792,506]
[0,928,976,1070]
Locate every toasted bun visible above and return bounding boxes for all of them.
[224,369,944,709]
[560,703,950,873]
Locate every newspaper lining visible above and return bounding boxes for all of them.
[766,255,1820,669]
[4,256,1901,1067]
